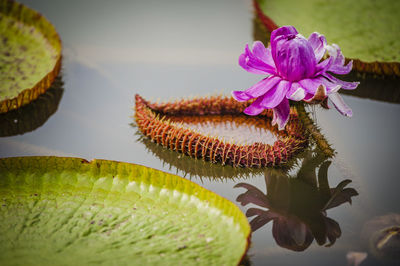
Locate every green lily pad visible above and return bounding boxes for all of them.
[0,157,250,265]
[256,0,400,75]
[0,0,62,113]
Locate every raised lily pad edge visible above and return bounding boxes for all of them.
[0,0,62,113]
[0,156,252,265]
[135,94,309,168]
[253,0,400,77]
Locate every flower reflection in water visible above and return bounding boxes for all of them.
[235,150,358,251]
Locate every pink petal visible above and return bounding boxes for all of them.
[252,41,276,68]
[326,44,353,75]
[252,41,268,58]
[303,84,327,103]
[243,97,265,116]
[270,26,298,46]
[304,93,314,101]
[330,59,353,75]
[324,73,359,90]
[316,44,354,76]
[263,48,276,68]
[270,26,299,67]
[273,36,317,81]
[299,76,341,95]
[308,32,327,62]
[261,79,290,109]
[238,53,266,75]
[232,76,282,103]
[328,92,353,117]
[315,56,334,75]
[286,82,300,98]
[299,78,320,94]
[272,98,290,130]
[319,77,341,93]
[232,90,251,102]
[239,44,276,75]
[286,82,306,101]
[331,60,353,75]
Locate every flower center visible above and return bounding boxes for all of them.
[273,35,317,81]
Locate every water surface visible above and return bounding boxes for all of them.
[1,0,399,265]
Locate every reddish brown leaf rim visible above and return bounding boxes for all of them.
[0,0,62,113]
[134,94,309,168]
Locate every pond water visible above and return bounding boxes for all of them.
[1,0,400,265]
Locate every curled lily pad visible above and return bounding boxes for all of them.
[0,75,63,137]
[134,94,308,168]
[254,0,400,76]
[0,157,251,265]
[0,0,62,113]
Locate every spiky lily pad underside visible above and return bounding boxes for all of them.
[135,94,308,168]
[0,0,62,113]
[138,136,266,180]
[254,0,400,76]
[0,157,250,265]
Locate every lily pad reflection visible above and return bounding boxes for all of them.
[340,73,400,104]
[235,149,358,251]
[0,75,63,137]
[361,213,400,264]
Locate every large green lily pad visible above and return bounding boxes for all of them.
[0,157,250,265]
[256,0,400,75]
[0,0,61,113]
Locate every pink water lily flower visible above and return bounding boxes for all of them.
[233,26,359,130]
